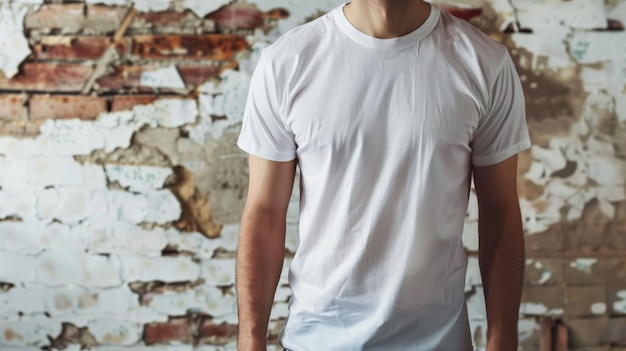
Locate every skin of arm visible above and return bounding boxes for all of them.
[473,154,525,351]
[236,155,297,351]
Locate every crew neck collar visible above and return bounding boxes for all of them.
[331,2,440,51]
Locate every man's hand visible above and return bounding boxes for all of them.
[473,154,525,351]
[236,155,297,351]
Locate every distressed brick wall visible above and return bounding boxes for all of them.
[0,0,625,350]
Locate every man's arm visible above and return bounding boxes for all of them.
[473,154,525,350]
[237,155,296,351]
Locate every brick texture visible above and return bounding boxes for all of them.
[0,63,92,92]
[0,94,28,121]
[30,95,107,120]
[0,0,624,350]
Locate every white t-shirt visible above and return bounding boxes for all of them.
[238,2,531,350]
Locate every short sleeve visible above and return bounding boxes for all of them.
[471,53,531,166]
[237,51,297,162]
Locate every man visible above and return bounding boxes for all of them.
[236,0,530,349]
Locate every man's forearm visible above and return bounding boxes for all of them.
[236,210,286,350]
[478,205,525,350]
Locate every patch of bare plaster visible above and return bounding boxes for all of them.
[48,322,97,351]
[0,1,41,78]
[167,165,222,238]
[470,2,626,239]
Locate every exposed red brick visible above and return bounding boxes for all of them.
[207,3,264,30]
[30,95,107,121]
[131,11,216,33]
[143,318,191,345]
[0,63,92,92]
[25,4,86,32]
[198,320,237,344]
[85,5,127,33]
[179,65,232,87]
[437,5,483,21]
[95,65,224,92]
[30,36,111,61]
[608,19,624,31]
[111,95,159,111]
[264,8,290,20]
[0,94,28,121]
[132,35,248,60]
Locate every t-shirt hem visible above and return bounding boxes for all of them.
[472,139,531,166]
[237,137,297,162]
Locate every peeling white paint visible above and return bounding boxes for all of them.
[513,0,607,30]
[105,164,173,192]
[133,0,171,12]
[0,2,38,78]
[614,290,626,314]
[518,318,539,342]
[538,269,551,285]
[140,65,186,89]
[521,302,548,315]
[88,319,142,346]
[591,302,607,314]
[119,255,200,282]
[183,0,230,18]
[569,258,597,273]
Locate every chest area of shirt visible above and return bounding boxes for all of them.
[285,57,481,153]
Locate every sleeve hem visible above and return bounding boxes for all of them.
[472,139,531,167]
[237,137,296,162]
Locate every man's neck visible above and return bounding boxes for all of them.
[343,0,431,39]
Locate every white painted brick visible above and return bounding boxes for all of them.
[40,119,106,156]
[465,257,482,291]
[0,186,36,221]
[0,318,62,347]
[199,287,236,322]
[28,157,83,187]
[200,259,235,286]
[0,222,43,254]
[120,255,200,282]
[105,164,173,192]
[518,318,540,342]
[0,252,36,284]
[88,319,142,346]
[91,190,147,224]
[274,286,291,303]
[41,223,88,252]
[0,287,46,320]
[279,258,291,286]
[133,98,197,128]
[269,302,289,320]
[286,199,299,224]
[36,187,91,224]
[466,286,486,320]
[0,157,28,186]
[35,187,59,220]
[37,252,122,287]
[140,66,186,89]
[166,230,220,259]
[45,285,84,316]
[76,285,139,317]
[89,221,168,255]
[143,190,181,223]
[0,137,39,158]
[285,223,299,253]
[218,224,239,252]
[468,318,487,347]
[461,221,478,252]
[83,163,108,190]
[148,290,198,316]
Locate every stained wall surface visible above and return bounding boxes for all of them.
[0,0,625,349]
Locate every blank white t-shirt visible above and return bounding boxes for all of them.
[238,2,531,350]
